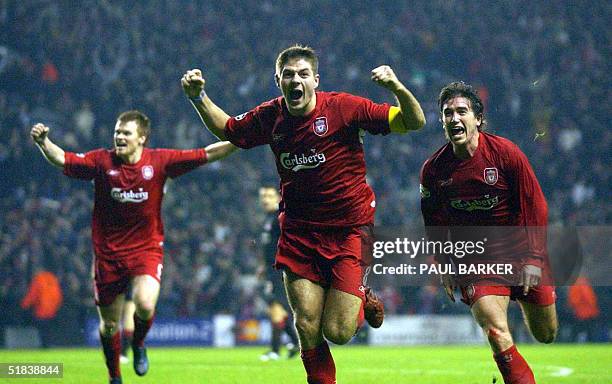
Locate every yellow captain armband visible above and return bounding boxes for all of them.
[388,106,408,134]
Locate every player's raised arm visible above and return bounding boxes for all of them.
[204,141,238,163]
[30,123,65,168]
[181,68,230,140]
[371,65,426,133]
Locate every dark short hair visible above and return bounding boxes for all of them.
[117,110,151,143]
[275,44,318,75]
[438,82,487,130]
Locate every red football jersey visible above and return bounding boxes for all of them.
[225,91,391,228]
[420,132,548,270]
[64,148,207,260]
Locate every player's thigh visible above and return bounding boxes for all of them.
[283,270,325,323]
[131,274,161,309]
[471,295,511,332]
[98,293,126,329]
[321,287,362,334]
[519,301,558,343]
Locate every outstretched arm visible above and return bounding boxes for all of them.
[204,141,238,163]
[30,123,65,168]
[371,65,426,133]
[181,69,230,140]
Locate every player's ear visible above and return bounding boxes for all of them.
[314,73,320,89]
[274,73,280,88]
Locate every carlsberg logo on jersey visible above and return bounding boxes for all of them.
[280,150,327,172]
[450,195,499,212]
[111,188,149,203]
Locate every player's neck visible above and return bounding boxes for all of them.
[452,132,480,159]
[119,147,144,164]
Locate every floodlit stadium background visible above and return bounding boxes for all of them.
[0,1,609,382]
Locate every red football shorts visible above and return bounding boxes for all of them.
[93,251,163,306]
[460,284,556,307]
[275,222,374,302]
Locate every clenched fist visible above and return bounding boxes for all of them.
[371,65,401,92]
[181,69,206,99]
[31,123,50,145]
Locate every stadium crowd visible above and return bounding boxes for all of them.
[0,1,609,344]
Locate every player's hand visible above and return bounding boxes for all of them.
[181,69,205,99]
[519,264,542,295]
[30,123,50,145]
[371,65,401,92]
[440,273,457,302]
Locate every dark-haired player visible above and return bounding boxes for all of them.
[182,44,425,384]
[420,82,558,384]
[257,186,299,361]
[31,111,236,384]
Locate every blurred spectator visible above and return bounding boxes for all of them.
[567,276,602,342]
[20,268,63,347]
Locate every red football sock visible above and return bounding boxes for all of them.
[121,329,134,355]
[300,341,336,384]
[132,313,155,348]
[100,331,121,379]
[494,345,536,384]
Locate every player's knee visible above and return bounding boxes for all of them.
[294,313,320,339]
[485,326,511,348]
[322,321,353,345]
[100,320,118,337]
[135,300,156,317]
[534,324,557,344]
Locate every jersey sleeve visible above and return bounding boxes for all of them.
[342,94,392,135]
[161,148,208,178]
[224,104,273,149]
[63,150,102,180]
[505,144,548,268]
[419,160,450,263]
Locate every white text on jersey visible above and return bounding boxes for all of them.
[111,188,149,203]
[280,150,327,172]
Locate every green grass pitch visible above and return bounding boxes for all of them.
[0,344,609,383]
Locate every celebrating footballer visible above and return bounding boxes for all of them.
[182,44,425,384]
[31,111,237,384]
[420,82,558,384]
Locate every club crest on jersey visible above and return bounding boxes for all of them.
[142,165,154,180]
[313,117,328,136]
[484,167,498,185]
